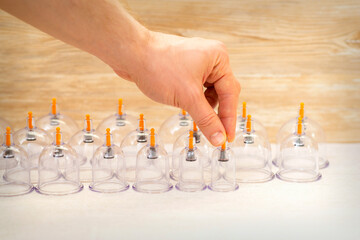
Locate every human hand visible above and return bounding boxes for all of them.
[113,31,240,146]
[0,0,240,146]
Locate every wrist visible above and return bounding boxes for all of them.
[104,23,153,82]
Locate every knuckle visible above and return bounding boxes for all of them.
[208,40,227,53]
[181,86,202,108]
[196,111,218,129]
[216,42,228,56]
[214,40,226,49]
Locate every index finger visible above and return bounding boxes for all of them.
[213,72,240,142]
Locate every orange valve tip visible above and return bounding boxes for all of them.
[5,127,11,146]
[55,127,61,145]
[28,111,34,129]
[182,109,187,116]
[298,116,303,127]
[139,114,144,131]
[118,99,123,115]
[221,142,226,150]
[242,102,247,118]
[193,122,198,131]
[86,114,91,131]
[246,115,252,132]
[150,128,155,147]
[51,98,57,115]
[299,103,305,119]
[297,117,303,135]
[189,130,194,150]
[106,128,111,146]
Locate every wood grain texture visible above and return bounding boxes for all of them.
[0,0,359,142]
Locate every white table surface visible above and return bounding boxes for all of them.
[1,143,359,240]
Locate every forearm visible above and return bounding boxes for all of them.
[0,0,149,79]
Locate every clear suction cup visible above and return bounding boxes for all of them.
[89,128,129,193]
[0,117,12,145]
[37,127,83,195]
[133,128,172,194]
[236,102,268,138]
[0,127,33,197]
[68,114,102,182]
[13,112,52,183]
[276,117,321,182]
[208,141,238,192]
[176,131,206,192]
[120,114,150,182]
[37,98,79,143]
[97,99,137,145]
[171,121,212,182]
[233,115,274,183]
[274,103,328,169]
[159,109,192,154]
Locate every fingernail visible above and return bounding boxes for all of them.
[210,132,225,146]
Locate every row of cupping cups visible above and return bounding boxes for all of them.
[0,99,329,171]
[0,100,327,196]
[0,98,328,165]
[0,121,321,196]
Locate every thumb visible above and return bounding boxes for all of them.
[187,95,226,146]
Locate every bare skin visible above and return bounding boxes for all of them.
[0,0,240,146]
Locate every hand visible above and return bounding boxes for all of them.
[0,0,240,146]
[113,31,241,146]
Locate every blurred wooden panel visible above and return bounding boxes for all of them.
[0,0,359,142]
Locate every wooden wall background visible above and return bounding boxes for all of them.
[0,0,359,142]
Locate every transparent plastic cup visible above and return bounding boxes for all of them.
[89,129,129,193]
[120,114,150,182]
[274,103,329,169]
[276,117,322,182]
[171,121,212,182]
[233,115,274,183]
[69,114,102,183]
[14,112,52,183]
[133,128,172,194]
[208,142,238,192]
[176,131,206,192]
[37,127,83,195]
[0,127,33,197]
